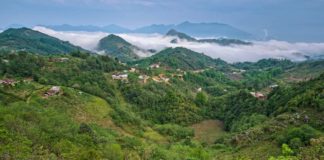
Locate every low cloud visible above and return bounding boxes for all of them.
[33,26,324,63]
[33,26,108,50]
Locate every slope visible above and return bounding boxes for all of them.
[0,28,87,54]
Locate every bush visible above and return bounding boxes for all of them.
[154,124,194,141]
[278,125,319,146]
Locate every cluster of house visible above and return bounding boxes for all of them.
[44,86,61,98]
[0,79,18,87]
[250,92,266,100]
[152,74,170,83]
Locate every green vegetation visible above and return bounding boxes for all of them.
[0,40,323,159]
[97,34,141,62]
[134,47,228,70]
[0,28,87,54]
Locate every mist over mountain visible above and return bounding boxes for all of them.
[33,26,324,63]
[41,21,254,40]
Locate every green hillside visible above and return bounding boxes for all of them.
[0,28,87,54]
[134,47,228,70]
[0,48,323,159]
[97,34,141,62]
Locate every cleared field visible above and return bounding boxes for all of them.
[191,119,226,144]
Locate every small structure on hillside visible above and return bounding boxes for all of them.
[138,75,150,84]
[269,84,279,89]
[250,92,266,100]
[112,73,128,80]
[129,68,136,73]
[171,74,184,80]
[152,74,170,83]
[149,63,160,69]
[49,57,69,62]
[197,87,202,92]
[193,69,205,73]
[0,79,17,86]
[44,86,61,97]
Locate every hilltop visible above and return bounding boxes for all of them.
[0,28,87,54]
[134,47,228,70]
[97,34,149,62]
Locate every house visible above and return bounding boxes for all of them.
[269,84,279,88]
[0,79,17,86]
[49,57,69,62]
[129,68,136,73]
[193,69,205,73]
[112,73,128,80]
[250,92,266,100]
[197,87,202,92]
[138,75,150,84]
[150,63,160,69]
[171,74,184,80]
[44,86,61,97]
[152,74,170,83]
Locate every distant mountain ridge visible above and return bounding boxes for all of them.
[41,21,255,40]
[0,27,87,54]
[44,24,131,33]
[166,29,252,46]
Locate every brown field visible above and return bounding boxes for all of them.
[191,119,226,144]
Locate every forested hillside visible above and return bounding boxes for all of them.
[0,28,87,54]
[0,44,323,159]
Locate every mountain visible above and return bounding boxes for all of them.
[136,21,254,40]
[134,24,175,34]
[0,28,87,54]
[44,24,131,33]
[166,29,252,46]
[134,47,228,70]
[41,21,254,39]
[97,34,142,62]
[166,29,196,41]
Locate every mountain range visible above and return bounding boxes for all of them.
[41,21,255,40]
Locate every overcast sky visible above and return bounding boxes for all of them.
[1,0,324,42]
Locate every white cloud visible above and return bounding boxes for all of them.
[33,26,324,63]
[33,26,108,50]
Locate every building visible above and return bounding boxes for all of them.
[49,57,69,62]
[150,63,160,69]
[250,92,266,100]
[0,79,17,86]
[269,84,279,88]
[138,75,150,84]
[152,74,170,83]
[129,68,136,73]
[44,86,61,97]
[112,73,128,80]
